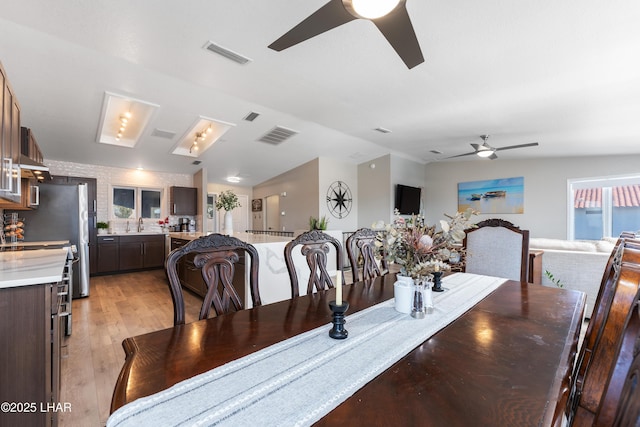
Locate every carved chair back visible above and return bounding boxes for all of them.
[284,230,344,298]
[568,242,640,426]
[462,218,530,282]
[165,233,261,325]
[346,228,387,283]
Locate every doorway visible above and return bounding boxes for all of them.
[265,194,280,231]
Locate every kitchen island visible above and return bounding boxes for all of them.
[168,231,343,307]
[0,248,69,427]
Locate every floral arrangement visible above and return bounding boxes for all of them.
[374,208,477,279]
[215,190,241,212]
[158,217,169,230]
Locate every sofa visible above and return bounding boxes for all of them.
[529,238,616,318]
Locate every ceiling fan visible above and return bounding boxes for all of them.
[445,135,539,160]
[268,0,424,69]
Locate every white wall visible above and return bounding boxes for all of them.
[358,155,391,228]
[356,154,427,227]
[423,154,640,238]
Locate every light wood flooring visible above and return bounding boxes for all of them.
[59,269,203,426]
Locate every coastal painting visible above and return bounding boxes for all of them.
[458,177,524,214]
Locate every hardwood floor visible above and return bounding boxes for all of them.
[59,270,203,426]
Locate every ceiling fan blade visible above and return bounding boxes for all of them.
[268,0,356,51]
[372,4,424,69]
[371,4,424,69]
[494,142,539,151]
[488,153,498,160]
[442,151,477,159]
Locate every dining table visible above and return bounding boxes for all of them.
[109,272,585,426]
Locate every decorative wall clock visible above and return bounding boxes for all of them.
[326,180,352,219]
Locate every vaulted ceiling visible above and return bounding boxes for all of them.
[1,1,639,186]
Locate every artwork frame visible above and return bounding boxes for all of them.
[251,198,263,212]
[458,177,524,214]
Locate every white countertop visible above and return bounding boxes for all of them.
[1,240,70,249]
[0,248,69,289]
[168,232,293,245]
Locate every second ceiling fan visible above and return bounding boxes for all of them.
[268,0,424,69]
[445,135,539,160]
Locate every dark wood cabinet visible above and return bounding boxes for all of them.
[0,282,63,427]
[97,234,165,274]
[21,126,44,164]
[169,186,197,216]
[0,61,22,204]
[119,235,165,271]
[97,236,119,273]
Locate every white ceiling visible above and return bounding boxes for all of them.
[1,1,639,186]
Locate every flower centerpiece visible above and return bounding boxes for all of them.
[215,190,241,212]
[158,216,169,232]
[215,190,241,234]
[374,208,477,279]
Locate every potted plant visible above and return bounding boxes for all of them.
[215,190,241,234]
[97,221,109,235]
[309,215,328,230]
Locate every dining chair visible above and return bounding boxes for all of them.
[346,228,387,283]
[165,233,261,325]
[462,218,530,282]
[567,242,640,426]
[284,229,344,298]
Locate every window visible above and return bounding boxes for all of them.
[569,175,640,240]
[112,186,163,219]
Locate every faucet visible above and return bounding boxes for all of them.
[138,217,144,232]
[126,221,130,233]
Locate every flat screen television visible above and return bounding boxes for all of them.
[395,184,422,215]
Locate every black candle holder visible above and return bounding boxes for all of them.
[329,300,349,339]
[432,271,444,292]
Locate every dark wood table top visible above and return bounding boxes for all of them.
[110,273,585,426]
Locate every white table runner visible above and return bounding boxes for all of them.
[108,273,507,427]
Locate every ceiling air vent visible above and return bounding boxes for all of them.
[243,111,260,122]
[151,128,176,139]
[258,126,298,145]
[192,160,202,165]
[430,149,443,154]
[374,127,392,134]
[203,41,252,65]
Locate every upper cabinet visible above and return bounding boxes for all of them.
[169,186,197,216]
[1,62,21,202]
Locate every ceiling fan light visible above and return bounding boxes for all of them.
[346,0,401,19]
[476,149,494,158]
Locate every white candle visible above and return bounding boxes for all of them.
[335,271,343,306]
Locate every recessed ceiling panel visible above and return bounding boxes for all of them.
[171,116,236,157]
[96,92,159,148]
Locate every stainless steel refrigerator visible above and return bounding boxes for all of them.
[17,182,90,298]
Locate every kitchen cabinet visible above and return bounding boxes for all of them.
[97,234,165,274]
[119,235,165,271]
[169,186,197,215]
[0,61,21,204]
[0,282,64,427]
[21,126,44,164]
[97,235,119,273]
